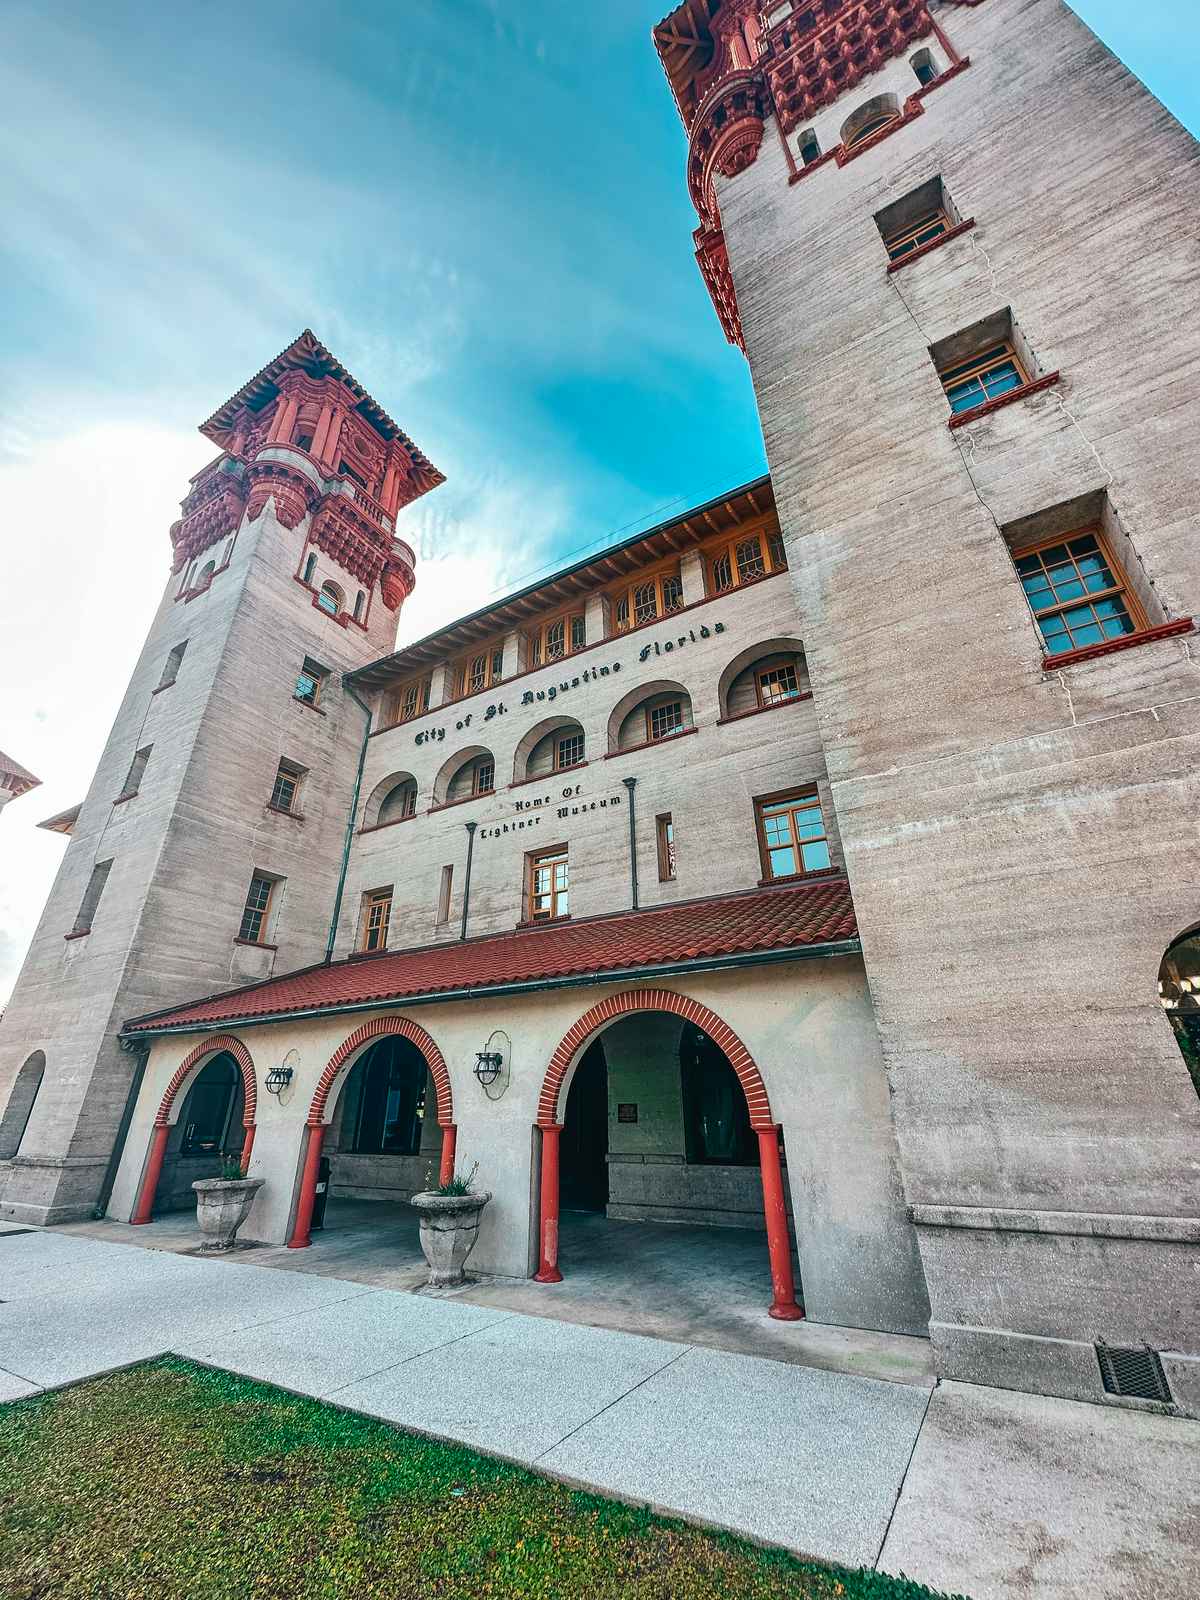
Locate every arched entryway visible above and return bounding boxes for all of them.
[535,988,802,1320]
[288,1016,455,1248]
[0,1050,46,1159]
[1161,924,1200,1098]
[130,1036,257,1224]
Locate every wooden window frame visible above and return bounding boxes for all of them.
[754,660,802,708]
[754,787,833,883]
[361,887,393,953]
[470,756,495,797]
[269,761,303,814]
[526,844,569,924]
[554,730,586,772]
[645,697,686,744]
[938,340,1029,416]
[379,779,417,823]
[295,658,329,709]
[611,564,684,635]
[317,581,344,616]
[707,525,788,595]
[1010,524,1146,657]
[238,874,277,945]
[453,645,505,700]
[656,813,676,882]
[882,206,951,262]
[528,610,586,667]
[845,111,899,150]
[388,675,431,727]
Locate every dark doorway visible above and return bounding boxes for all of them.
[561,1038,609,1211]
[681,1023,759,1167]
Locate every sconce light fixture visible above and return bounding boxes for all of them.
[474,1050,503,1088]
[265,1064,294,1096]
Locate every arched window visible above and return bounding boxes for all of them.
[303,552,317,584]
[680,1023,757,1166]
[318,581,344,616]
[446,752,495,803]
[378,778,418,825]
[178,1053,243,1157]
[720,642,810,718]
[910,48,938,87]
[608,681,694,754]
[841,94,901,151]
[516,719,586,783]
[350,1037,427,1154]
[0,1050,46,1160]
[195,560,216,593]
[353,590,365,621]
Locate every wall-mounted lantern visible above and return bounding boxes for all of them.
[265,1064,294,1096]
[474,1051,503,1088]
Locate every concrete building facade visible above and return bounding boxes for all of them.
[1,0,1197,1415]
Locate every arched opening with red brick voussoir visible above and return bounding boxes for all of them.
[288,1015,456,1249]
[534,987,803,1321]
[130,1034,258,1224]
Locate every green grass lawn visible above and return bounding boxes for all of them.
[0,1358,962,1599]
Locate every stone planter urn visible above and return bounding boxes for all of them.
[192,1177,264,1252]
[410,1191,491,1287]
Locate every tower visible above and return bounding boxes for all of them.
[0,332,443,1224]
[657,0,1200,1408]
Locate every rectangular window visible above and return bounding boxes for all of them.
[529,611,585,667]
[1012,528,1142,655]
[556,731,585,770]
[70,859,113,937]
[269,760,305,813]
[656,814,676,881]
[116,745,152,802]
[527,845,569,923]
[238,873,278,944]
[437,864,453,923]
[709,526,787,594]
[455,646,504,698]
[647,699,685,742]
[883,208,950,261]
[361,887,393,952]
[156,641,187,691]
[756,662,801,707]
[390,676,431,726]
[939,341,1027,415]
[798,130,821,166]
[472,758,495,795]
[295,656,330,708]
[757,791,831,880]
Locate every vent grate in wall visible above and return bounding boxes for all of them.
[1095,1343,1173,1403]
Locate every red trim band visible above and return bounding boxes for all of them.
[716,693,813,727]
[602,725,698,761]
[1041,618,1195,671]
[948,371,1062,429]
[887,217,976,273]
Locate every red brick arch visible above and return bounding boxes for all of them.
[131,1034,258,1226]
[155,1034,257,1128]
[289,1015,457,1250]
[306,1014,454,1129]
[537,986,774,1129]
[532,987,802,1320]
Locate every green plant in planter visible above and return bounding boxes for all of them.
[432,1161,479,1198]
[218,1155,246,1180]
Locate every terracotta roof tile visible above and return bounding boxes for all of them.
[125,879,857,1034]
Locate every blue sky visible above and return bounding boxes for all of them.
[0,0,1195,994]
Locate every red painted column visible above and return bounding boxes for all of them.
[130,1123,170,1226]
[438,1124,457,1187]
[533,1123,564,1283]
[757,1126,804,1321]
[287,1123,326,1249]
[239,1123,256,1176]
[310,403,333,461]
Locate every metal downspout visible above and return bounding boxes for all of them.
[460,821,478,941]
[326,681,373,964]
[622,776,638,909]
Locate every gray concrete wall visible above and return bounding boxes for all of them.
[715,0,1200,1396]
[0,482,398,1224]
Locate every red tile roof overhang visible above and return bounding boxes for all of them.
[122,881,859,1039]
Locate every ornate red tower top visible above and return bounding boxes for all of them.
[654,1,937,348]
[170,331,445,612]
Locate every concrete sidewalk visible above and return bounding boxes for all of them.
[1,1228,1197,1598]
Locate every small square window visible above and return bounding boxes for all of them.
[930,310,1040,420]
[70,859,113,937]
[115,745,152,802]
[156,641,187,691]
[270,760,305,813]
[295,657,330,708]
[756,662,801,707]
[1011,527,1143,655]
[647,699,685,743]
[756,791,832,881]
[556,731,585,770]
